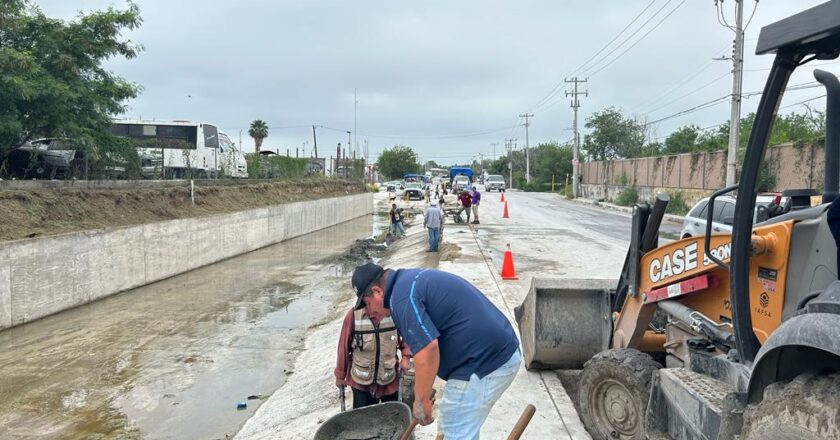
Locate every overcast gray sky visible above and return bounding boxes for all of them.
[38,0,834,164]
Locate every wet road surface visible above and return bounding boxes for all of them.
[0,215,373,440]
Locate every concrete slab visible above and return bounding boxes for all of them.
[0,246,10,329]
[91,226,146,300]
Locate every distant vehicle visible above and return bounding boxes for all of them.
[218,131,248,178]
[6,138,79,179]
[452,175,470,192]
[680,194,788,238]
[111,120,247,178]
[485,174,506,192]
[5,137,131,179]
[449,167,473,181]
[404,182,424,200]
[386,181,399,192]
[403,173,423,183]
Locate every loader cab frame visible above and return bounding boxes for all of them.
[728,1,840,365]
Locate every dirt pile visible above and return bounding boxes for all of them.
[0,179,366,242]
[336,238,386,267]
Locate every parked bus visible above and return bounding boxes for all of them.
[110,120,248,178]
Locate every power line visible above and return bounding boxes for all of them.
[583,0,687,79]
[319,125,513,140]
[529,0,658,112]
[779,94,826,110]
[538,0,687,112]
[635,46,730,109]
[643,80,827,127]
[641,71,731,115]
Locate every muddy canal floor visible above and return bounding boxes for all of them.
[0,216,375,440]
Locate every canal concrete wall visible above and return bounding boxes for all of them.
[0,192,373,330]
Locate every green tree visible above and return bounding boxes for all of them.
[582,107,646,160]
[664,125,701,154]
[534,142,573,188]
[376,145,421,179]
[248,120,269,153]
[0,0,143,163]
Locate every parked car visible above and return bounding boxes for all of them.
[680,194,786,238]
[485,174,506,192]
[404,182,424,201]
[385,181,400,192]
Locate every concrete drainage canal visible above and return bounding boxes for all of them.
[0,215,381,439]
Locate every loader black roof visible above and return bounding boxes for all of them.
[756,0,840,58]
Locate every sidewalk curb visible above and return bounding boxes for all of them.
[567,197,684,225]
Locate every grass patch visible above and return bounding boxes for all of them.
[615,187,639,206]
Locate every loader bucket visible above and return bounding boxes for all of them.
[514,278,615,369]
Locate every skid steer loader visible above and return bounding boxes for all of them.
[516,3,840,439]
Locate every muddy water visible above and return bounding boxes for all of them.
[0,215,373,440]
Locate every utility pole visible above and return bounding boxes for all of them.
[312,125,319,158]
[347,131,352,161]
[565,77,588,198]
[726,0,745,186]
[354,88,358,160]
[336,143,341,176]
[505,139,514,189]
[519,114,533,183]
[490,142,498,161]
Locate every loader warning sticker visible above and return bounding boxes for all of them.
[757,267,777,292]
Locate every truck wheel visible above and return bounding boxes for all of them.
[578,349,660,440]
[742,373,840,440]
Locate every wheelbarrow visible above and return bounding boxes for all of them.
[313,401,414,440]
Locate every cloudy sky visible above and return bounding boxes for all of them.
[38,0,834,165]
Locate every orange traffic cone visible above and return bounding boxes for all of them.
[503,201,510,218]
[500,192,505,202]
[501,243,518,280]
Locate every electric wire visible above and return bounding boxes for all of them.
[583,0,687,79]
[529,0,659,112]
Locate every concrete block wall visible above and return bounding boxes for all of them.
[580,184,711,208]
[0,193,372,330]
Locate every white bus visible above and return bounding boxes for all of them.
[110,120,248,178]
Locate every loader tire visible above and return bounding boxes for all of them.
[742,373,840,440]
[578,348,660,440]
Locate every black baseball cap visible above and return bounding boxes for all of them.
[352,263,384,310]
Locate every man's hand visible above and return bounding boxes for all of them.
[335,377,345,388]
[399,356,411,373]
[413,394,435,426]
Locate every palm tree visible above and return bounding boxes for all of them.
[248,120,269,153]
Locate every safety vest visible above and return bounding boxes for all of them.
[350,309,399,386]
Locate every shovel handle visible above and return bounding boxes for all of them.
[400,419,419,440]
[506,404,536,440]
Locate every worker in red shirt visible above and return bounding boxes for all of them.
[334,301,411,408]
[457,188,472,223]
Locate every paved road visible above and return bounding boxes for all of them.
[470,190,682,282]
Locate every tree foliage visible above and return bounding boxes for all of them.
[582,107,646,160]
[0,0,143,160]
[376,145,421,179]
[248,120,268,152]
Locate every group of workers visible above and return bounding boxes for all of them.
[335,263,520,439]
[335,180,512,439]
[389,182,482,254]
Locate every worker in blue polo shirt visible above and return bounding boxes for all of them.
[351,263,520,439]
